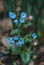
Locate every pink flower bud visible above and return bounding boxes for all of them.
[28,15,33,20]
[34,41,37,46]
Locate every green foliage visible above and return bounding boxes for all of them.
[10,29,21,35]
[12,47,22,55]
[21,51,30,64]
[2,0,44,65]
[4,0,15,11]
[21,50,34,64]
[13,62,17,65]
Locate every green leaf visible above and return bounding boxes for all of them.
[10,29,20,35]
[25,37,32,43]
[27,22,32,26]
[12,47,22,55]
[28,51,35,62]
[29,38,32,42]
[17,23,21,27]
[25,38,29,43]
[21,51,30,64]
[24,33,32,38]
[4,0,15,11]
[37,31,41,37]
[13,62,17,65]
[30,42,33,47]
[29,51,35,55]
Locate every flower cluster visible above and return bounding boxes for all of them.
[9,11,33,27]
[9,11,27,25]
[16,38,25,47]
[7,36,25,47]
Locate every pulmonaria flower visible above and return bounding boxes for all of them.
[34,41,38,46]
[13,19,18,25]
[7,37,13,40]
[32,33,37,39]
[21,12,27,18]
[18,38,24,44]
[9,40,14,44]
[14,36,19,41]
[7,37,14,44]
[28,15,33,20]
[9,12,16,19]
[19,17,25,23]
[16,38,24,47]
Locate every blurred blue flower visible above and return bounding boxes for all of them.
[13,19,18,25]
[18,38,24,44]
[14,36,19,41]
[19,17,25,23]
[32,33,37,39]
[9,12,16,19]
[15,38,24,47]
[9,40,14,44]
[21,12,27,18]
[7,37,14,44]
[7,37,13,40]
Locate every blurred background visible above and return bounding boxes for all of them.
[0,0,44,65]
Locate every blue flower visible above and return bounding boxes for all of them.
[7,37,13,40]
[9,40,14,44]
[15,38,24,47]
[13,19,18,25]
[9,12,16,19]
[18,38,24,44]
[32,33,37,39]
[21,12,27,18]
[14,36,19,41]
[19,17,25,23]
[7,37,14,44]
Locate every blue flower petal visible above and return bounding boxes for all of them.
[14,36,19,41]
[7,37,13,40]
[19,18,25,23]
[7,37,14,44]
[15,38,24,47]
[32,33,37,39]
[9,40,14,44]
[9,12,16,19]
[21,12,27,18]
[18,38,24,44]
[13,19,18,25]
